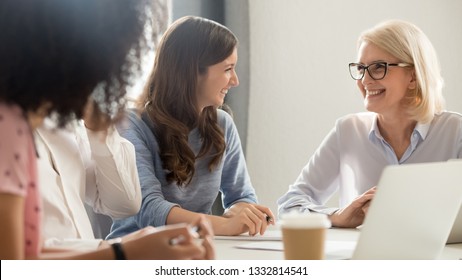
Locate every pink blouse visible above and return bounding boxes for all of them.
[0,103,41,258]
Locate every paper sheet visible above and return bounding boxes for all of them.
[234,240,357,260]
[214,229,282,241]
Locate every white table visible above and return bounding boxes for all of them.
[214,228,462,260]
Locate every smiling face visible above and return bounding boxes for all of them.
[356,41,416,120]
[196,48,239,112]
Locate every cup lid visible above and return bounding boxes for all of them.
[279,212,331,229]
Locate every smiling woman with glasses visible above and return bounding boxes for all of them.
[278,20,462,229]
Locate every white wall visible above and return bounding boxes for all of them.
[247,0,462,215]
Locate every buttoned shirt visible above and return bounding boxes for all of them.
[278,111,462,216]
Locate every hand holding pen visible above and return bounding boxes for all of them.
[116,215,215,260]
[168,215,215,260]
[223,202,276,236]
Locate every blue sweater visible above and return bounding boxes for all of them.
[107,109,257,238]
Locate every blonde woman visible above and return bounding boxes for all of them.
[278,20,462,228]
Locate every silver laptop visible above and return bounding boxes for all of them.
[351,161,462,259]
[447,207,462,244]
[447,159,462,244]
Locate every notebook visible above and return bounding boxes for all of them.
[351,161,462,259]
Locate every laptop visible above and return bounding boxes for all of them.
[447,207,462,244]
[447,159,462,244]
[351,161,462,259]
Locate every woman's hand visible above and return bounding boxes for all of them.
[189,215,215,260]
[221,202,276,236]
[120,215,215,260]
[329,187,376,228]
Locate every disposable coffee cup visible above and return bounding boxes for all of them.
[280,212,331,260]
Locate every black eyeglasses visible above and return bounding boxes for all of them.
[348,62,413,80]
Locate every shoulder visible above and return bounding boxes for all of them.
[433,111,462,124]
[0,103,30,146]
[0,103,33,196]
[217,108,235,130]
[124,108,144,125]
[38,117,76,141]
[117,108,161,149]
[117,108,149,134]
[429,111,462,137]
[0,103,28,128]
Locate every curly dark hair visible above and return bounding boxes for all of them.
[139,16,238,185]
[0,0,167,127]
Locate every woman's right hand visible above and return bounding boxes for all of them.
[329,187,376,228]
[120,215,215,260]
[219,202,275,236]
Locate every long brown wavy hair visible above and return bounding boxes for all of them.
[137,16,238,186]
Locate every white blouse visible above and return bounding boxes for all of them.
[36,119,141,250]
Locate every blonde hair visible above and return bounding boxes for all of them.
[359,20,445,123]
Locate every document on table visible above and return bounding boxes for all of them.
[214,229,282,241]
[234,240,357,260]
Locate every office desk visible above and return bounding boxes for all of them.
[214,228,462,260]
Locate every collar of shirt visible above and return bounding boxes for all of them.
[368,114,431,163]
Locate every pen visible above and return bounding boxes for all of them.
[169,226,199,246]
[266,215,273,224]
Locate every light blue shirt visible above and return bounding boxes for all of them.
[108,109,257,238]
[278,111,462,216]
